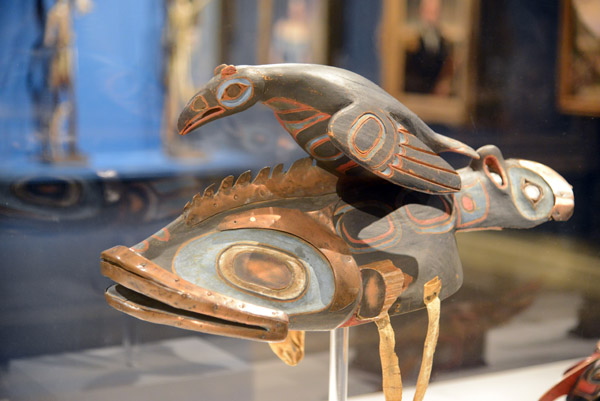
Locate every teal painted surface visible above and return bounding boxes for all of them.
[173,228,335,314]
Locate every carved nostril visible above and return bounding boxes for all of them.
[191,96,207,112]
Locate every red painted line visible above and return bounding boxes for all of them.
[336,160,359,174]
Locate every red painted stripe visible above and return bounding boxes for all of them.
[336,160,359,174]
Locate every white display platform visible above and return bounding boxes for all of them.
[2,337,251,401]
[350,358,578,401]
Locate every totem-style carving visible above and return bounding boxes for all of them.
[177,64,479,194]
[40,0,92,163]
[101,65,574,400]
[101,147,572,333]
[101,151,573,399]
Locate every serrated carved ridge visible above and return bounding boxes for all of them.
[183,158,339,225]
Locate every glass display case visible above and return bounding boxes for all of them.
[1,1,598,400]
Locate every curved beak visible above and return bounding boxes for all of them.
[177,93,225,136]
[518,160,574,221]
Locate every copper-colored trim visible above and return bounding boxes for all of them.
[218,207,362,318]
[216,242,309,302]
[105,285,277,341]
[183,158,339,226]
[517,160,574,221]
[357,260,405,321]
[101,246,288,341]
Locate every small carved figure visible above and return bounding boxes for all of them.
[162,0,210,155]
[177,63,479,194]
[41,0,91,162]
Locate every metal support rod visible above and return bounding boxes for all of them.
[329,327,350,401]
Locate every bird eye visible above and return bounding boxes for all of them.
[223,83,245,99]
[216,78,253,108]
[522,179,542,206]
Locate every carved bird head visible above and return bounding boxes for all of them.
[177,64,265,136]
[457,145,574,230]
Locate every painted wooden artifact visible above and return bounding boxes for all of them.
[102,64,574,400]
[101,151,573,398]
[540,341,600,401]
[177,64,479,194]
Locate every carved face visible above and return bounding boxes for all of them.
[177,65,264,136]
[101,203,362,342]
[457,145,574,230]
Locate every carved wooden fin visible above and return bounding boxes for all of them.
[183,158,339,226]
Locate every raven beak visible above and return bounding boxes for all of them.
[177,94,225,136]
[518,160,574,221]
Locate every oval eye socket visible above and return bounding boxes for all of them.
[217,243,308,301]
[216,78,253,108]
[522,179,543,206]
[224,84,244,99]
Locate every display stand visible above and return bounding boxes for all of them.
[329,327,350,401]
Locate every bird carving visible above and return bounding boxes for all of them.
[101,64,575,400]
[101,145,573,340]
[100,145,573,400]
[177,63,479,194]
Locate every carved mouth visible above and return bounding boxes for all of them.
[179,107,225,136]
[101,246,288,341]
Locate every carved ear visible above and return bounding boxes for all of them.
[213,64,227,76]
[214,64,237,78]
[470,145,509,190]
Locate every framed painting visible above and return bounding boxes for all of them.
[380,0,479,125]
[256,0,329,64]
[558,0,600,116]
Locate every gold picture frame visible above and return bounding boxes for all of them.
[558,0,600,116]
[256,0,329,65]
[380,0,479,125]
